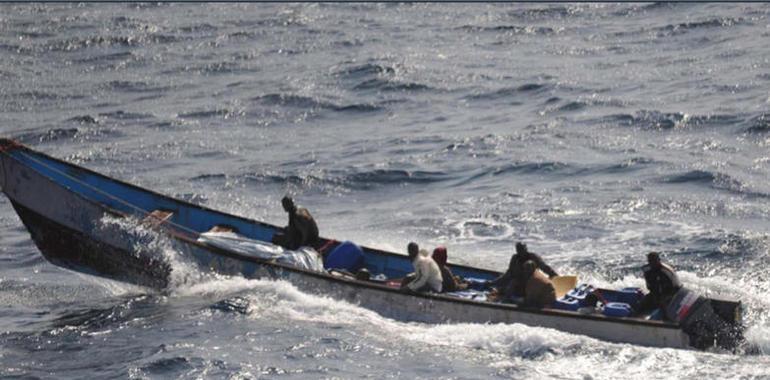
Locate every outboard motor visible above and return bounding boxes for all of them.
[665,287,745,350]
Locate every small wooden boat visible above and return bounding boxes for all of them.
[0,138,744,350]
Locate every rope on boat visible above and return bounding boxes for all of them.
[0,147,204,238]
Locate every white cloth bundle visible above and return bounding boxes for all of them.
[197,231,324,272]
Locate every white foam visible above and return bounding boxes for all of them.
[97,214,208,288]
[745,325,770,355]
[170,275,267,298]
[156,272,770,378]
[73,271,147,296]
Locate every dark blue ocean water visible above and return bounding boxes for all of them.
[1,3,770,378]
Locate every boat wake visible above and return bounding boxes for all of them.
[87,211,770,360]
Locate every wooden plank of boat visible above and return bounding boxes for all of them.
[0,138,743,350]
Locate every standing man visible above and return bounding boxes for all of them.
[271,196,319,250]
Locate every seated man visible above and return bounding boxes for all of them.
[271,196,319,250]
[401,242,443,293]
[488,242,558,301]
[636,251,682,316]
[521,260,556,308]
[431,246,468,293]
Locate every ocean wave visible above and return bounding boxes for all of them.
[333,62,434,93]
[72,51,135,64]
[332,39,366,49]
[557,101,587,112]
[332,103,383,112]
[177,108,243,120]
[464,83,552,101]
[110,15,143,28]
[664,169,737,186]
[660,170,770,198]
[492,161,578,176]
[457,24,556,35]
[448,157,654,185]
[0,42,22,53]
[335,63,396,79]
[190,173,227,182]
[177,23,218,34]
[610,2,685,17]
[252,93,385,113]
[195,166,455,192]
[352,77,432,92]
[540,96,630,114]
[14,127,77,143]
[139,357,198,376]
[198,61,250,75]
[506,5,574,20]
[743,113,770,135]
[11,125,122,148]
[19,30,56,39]
[600,111,742,130]
[227,30,263,40]
[101,80,172,93]
[600,157,657,174]
[209,295,251,314]
[67,115,99,124]
[344,169,451,185]
[44,34,186,52]
[98,110,154,120]
[242,168,451,190]
[14,90,73,101]
[253,93,329,109]
[653,17,748,36]
[49,296,146,331]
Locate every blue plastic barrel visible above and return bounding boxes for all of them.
[324,241,365,273]
[617,287,644,307]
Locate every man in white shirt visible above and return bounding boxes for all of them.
[402,242,443,293]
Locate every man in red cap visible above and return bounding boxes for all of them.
[432,246,467,293]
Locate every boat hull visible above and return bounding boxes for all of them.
[11,198,690,349]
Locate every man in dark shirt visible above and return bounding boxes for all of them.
[636,251,682,315]
[271,196,319,250]
[488,242,558,300]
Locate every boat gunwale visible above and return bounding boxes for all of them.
[0,139,684,330]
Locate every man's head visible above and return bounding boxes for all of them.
[647,251,661,268]
[515,242,528,255]
[432,246,448,267]
[281,196,295,212]
[407,242,419,259]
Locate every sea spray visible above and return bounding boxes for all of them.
[96,214,210,288]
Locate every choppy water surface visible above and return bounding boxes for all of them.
[1,3,770,378]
